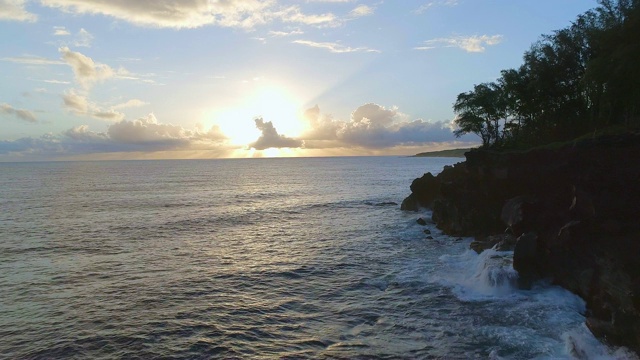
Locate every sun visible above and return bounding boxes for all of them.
[212,85,305,147]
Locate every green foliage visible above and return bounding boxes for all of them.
[452,0,640,149]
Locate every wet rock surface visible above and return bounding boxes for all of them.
[402,133,640,353]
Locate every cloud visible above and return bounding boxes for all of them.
[53,26,71,36]
[293,39,380,53]
[413,0,458,15]
[1,103,37,123]
[276,5,337,27]
[73,28,93,47]
[350,5,374,17]
[92,110,126,122]
[0,0,37,22]
[417,35,503,53]
[58,47,117,88]
[0,114,229,159]
[38,0,338,29]
[250,118,304,150]
[51,26,69,37]
[112,99,148,110]
[2,56,65,65]
[351,103,397,127]
[63,124,108,142]
[269,29,304,37]
[301,103,461,148]
[63,90,89,113]
[106,114,228,148]
[108,113,186,145]
[43,79,71,84]
[62,90,125,121]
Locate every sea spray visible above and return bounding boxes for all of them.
[435,248,520,300]
[431,245,638,359]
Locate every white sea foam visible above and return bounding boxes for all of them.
[431,246,638,359]
[435,248,520,300]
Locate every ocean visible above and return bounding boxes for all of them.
[0,157,634,359]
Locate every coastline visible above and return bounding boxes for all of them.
[411,148,471,158]
[402,133,640,354]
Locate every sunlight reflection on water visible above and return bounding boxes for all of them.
[1,157,626,359]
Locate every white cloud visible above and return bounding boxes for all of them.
[250,118,304,150]
[0,0,37,22]
[414,0,458,15]
[2,56,65,65]
[63,124,108,142]
[62,90,90,114]
[112,99,148,110]
[62,90,125,121]
[92,110,126,122]
[73,28,93,47]
[350,4,374,17]
[276,5,337,27]
[269,29,304,37]
[301,103,460,148]
[107,113,227,146]
[58,47,116,88]
[53,26,71,36]
[43,79,71,84]
[0,103,37,123]
[351,103,397,127]
[417,34,503,53]
[293,39,380,53]
[0,115,229,159]
[40,0,218,28]
[39,0,338,29]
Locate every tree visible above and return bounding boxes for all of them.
[453,83,506,148]
[452,0,639,149]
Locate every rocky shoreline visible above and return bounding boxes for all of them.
[402,133,640,353]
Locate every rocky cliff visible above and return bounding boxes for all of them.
[402,133,640,353]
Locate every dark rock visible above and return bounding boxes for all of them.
[513,232,538,290]
[400,194,419,211]
[401,132,640,354]
[375,201,398,207]
[423,229,431,235]
[501,195,537,235]
[469,234,516,254]
[409,172,441,207]
[426,236,434,240]
[416,218,427,226]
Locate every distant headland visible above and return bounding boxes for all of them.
[411,148,472,158]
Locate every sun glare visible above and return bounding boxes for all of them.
[212,85,306,147]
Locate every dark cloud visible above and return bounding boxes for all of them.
[249,118,304,150]
[339,118,459,148]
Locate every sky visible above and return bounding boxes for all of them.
[0,0,598,161]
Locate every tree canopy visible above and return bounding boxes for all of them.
[453,0,640,149]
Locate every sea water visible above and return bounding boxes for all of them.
[0,157,635,359]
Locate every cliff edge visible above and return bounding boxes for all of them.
[402,133,640,353]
